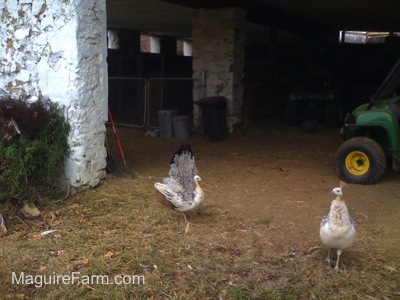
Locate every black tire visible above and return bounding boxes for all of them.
[336,137,386,184]
[325,101,343,127]
[284,101,299,125]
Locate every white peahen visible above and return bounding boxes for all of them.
[154,144,204,231]
[320,182,356,270]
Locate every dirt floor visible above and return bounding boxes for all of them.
[1,116,400,299]
[108,116,400,257]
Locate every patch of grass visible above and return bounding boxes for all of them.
[0,175,399,299]
[0,98,70,203]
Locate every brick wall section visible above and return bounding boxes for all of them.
[0,0,108,189]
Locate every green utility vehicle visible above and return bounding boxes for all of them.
[285,87,343,132]
[337,57,400,184]
[284,67,344,132]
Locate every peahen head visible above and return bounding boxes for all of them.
[194,175,202,182]
[331,187,343,197]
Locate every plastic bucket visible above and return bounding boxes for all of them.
[172,115,191,139]
[157,109,178,138]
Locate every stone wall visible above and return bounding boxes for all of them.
[192,8,246,133]
[0,0,108,188]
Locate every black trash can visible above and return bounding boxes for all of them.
[195,96,227,141]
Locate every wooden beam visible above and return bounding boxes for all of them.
[161,0,239,9]
[242,1,338,42]
[162,0,338,42]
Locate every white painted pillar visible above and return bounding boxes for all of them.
[183,41,193,57]
[0,0,108,189]
[108,29,120,49]
[150,36,161,53]
[192,8,246,133]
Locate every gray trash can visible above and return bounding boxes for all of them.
[158,109,178,138]
[172,115,191,139]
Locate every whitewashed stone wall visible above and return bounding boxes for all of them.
[0,0,108,188]
[192,8,246,133]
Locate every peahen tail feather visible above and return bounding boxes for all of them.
[169,144,197,182]
[170,144,194,164]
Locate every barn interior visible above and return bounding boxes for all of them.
[3,3,400,298]
[106,0,400,132]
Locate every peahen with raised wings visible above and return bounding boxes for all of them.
[320,182,356,270]
[154,144,204,231]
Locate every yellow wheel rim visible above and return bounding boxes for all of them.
[345,151,370,176]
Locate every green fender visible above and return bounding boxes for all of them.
[355,110,400,151]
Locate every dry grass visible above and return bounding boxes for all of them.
[1,173,399,300]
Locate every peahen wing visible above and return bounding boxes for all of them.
[349,214,356,228]
[168,144,196,203]
[154,182,185,209]
[320,214,329,228]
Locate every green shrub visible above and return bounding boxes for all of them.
[0,98,70,203]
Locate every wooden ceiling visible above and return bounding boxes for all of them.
[107,0,400,43]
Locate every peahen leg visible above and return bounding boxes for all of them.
[324,248,332,266]
[183,213,194,234]
[334,249,342,271]
[183,213,190,234]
